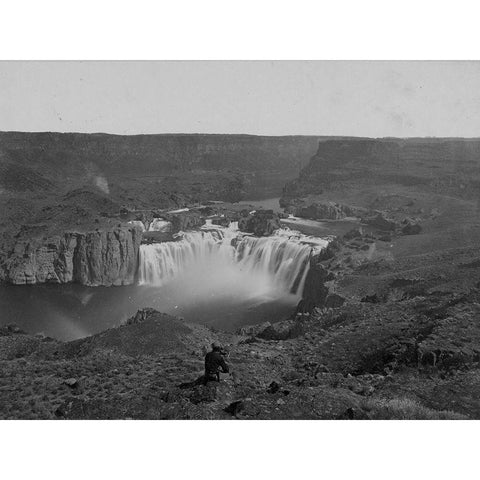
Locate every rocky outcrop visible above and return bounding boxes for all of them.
[1,226,141,286]
[238,210,281,236]
[238,320,305,340]
[362,212,399,232]
[401,218,422,235]
[297,262,334,313]
[297,239,344,313]
[286,201,365,220]
[164,211,206,233]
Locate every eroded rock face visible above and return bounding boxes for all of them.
[298,262,333,313]
[1,226,141,286]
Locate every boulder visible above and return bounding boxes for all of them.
[402,219,422,235]
[224,400,245,416]
[325,293,346,309]
[64,378,79,389]
[362,212,398,231]
[238,320,304,340]
[267,381,281,394]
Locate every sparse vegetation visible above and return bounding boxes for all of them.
[360,397,467,420]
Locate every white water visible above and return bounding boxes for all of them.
[138,223,328,302]
[148,218,172,232]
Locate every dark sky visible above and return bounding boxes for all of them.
[1,61,479,137]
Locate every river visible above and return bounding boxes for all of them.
[0,197,357,341]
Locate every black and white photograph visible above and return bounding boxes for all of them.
[0,2,478,478]
[2,58,480,421]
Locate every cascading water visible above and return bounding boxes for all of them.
[138,222,328,300]
[148,218,172,232]
[0,218,331,340]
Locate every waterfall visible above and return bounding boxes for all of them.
[148,218,172,232]
[138,223,328,297]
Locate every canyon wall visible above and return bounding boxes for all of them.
[1,226,141,286]
[283,138,480,201]
[0,132,320,204]
[287,137,480,313]
[0,132,319,176]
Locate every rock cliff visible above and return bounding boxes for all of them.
[282,137,480,202]
[1,226,141,286]
[0,132,320,209]
[283,200,366,220]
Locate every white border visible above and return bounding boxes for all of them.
[1,420,478,479]
[0,0,479,60]
[1,1,479,479]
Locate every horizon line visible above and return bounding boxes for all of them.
[1,130,480,140]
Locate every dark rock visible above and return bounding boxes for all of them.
[325,293,346,309]
[402,220,422,235]
[238,210,281,236]
[267,381,281,394]
[298,262,333,313]
[378,235,392,242]
[295,201,350,220]
[164,211,205,233]
[240,319,305,341]
[362,212,398,231]
[337,407,370,420]
[361,294,381,303]
[258,323,291,341]
[126,307,158,325]
[211,216,231,227]
[314,238,342,262]
[64,378,79,389]
[0,324,25,335]
[224,400,245,416]
[343,227,364,241]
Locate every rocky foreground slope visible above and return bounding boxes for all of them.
[1,288,478,419]
[2,212,480,420]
